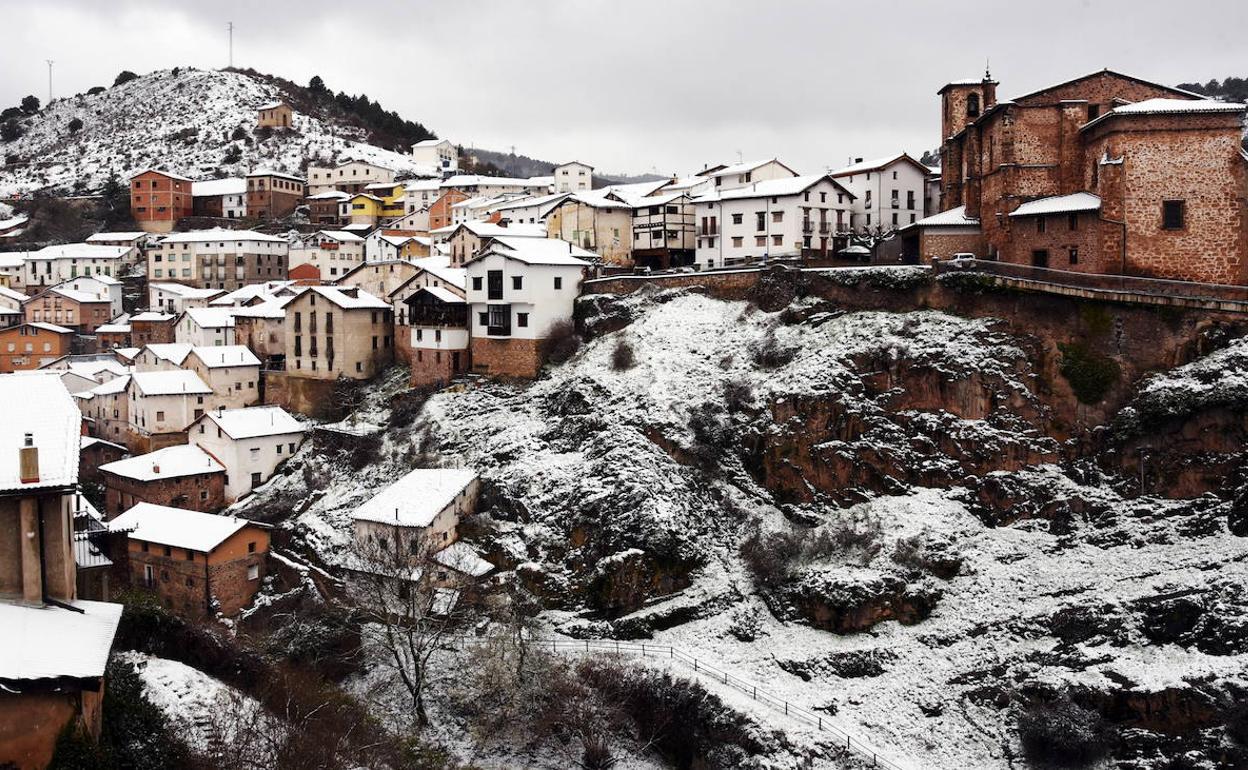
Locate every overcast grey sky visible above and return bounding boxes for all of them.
[1,0,1245,176]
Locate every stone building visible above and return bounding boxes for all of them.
[351,468,480,554]
[129,169,195,233]
[109,502,270,619]
[913,69,1248,284]
[257,101,292,128]
[189,405,305,502]
[0,373,122,769]
[0,323,74,373]
[99,444,226,517]
[246,169,306,220]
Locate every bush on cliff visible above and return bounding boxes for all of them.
[1058,342,1120,405]
[1017,696,1113,767]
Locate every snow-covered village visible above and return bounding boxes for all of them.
[1,2,1248,769]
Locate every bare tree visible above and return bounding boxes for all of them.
[349,526,478,728]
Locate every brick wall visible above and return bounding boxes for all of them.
[102,470,225,519]
[919,230,988,261]
[80,442,127,486]
[120,528,267,619]
[263,370,340,419]
[408,344,469,387]
[470,337,542,379]
[1001,210,1110,273]
[581,269,760,298]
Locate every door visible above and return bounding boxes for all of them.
[1031,250,1049,268]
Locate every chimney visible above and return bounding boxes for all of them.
[855,157,863,164]
[19,433,39,484]
[340,287,359,298]
[152,463,160,475]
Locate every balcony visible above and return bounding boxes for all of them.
[486,304,511,337]
[818,222,832,234]
[801,221,814,234]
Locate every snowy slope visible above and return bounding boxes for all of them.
[0,68,434,195]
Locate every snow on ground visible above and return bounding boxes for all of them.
[119,651,267,754]
[0,68,433,196]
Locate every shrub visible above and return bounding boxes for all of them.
[752,328,797,369]
[67,117,83,134]
[20,95,40,114]
[1228,702,1248,745]
[541,318,582,366]
[687,403,731,472]
[822,510,884,564]
[222,144,242,164]
[113,70,139,87]
[723,377,753,413]
[231,125,247,141]
[727,604,764,641]
[740,524,803,588]
[1058,342,1120,405]
[1017,697,1112,767]
[609,336,636,370]
[87,85,105,95]
[1,120,23,143]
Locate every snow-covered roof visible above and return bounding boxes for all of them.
[183,307,236,329]
[130,369,211,396]
[113,347,140,360]
[159,228,288,244]
[142,343,191,364]
[61,273,120,286]
[86,231,147,243]
[705,158,791,178]
[412,285,465,305]
[191,178,246,197]
[25,321,73,334]
[110,502,258,552]
[0,285,29,303]
[0,600,122,681]
[197,405,303,439]
[150,282,224,300]
[440,174,544,189]
[315,230,365,243]
[229,299,286,319]
[433,541,494,577]
[43,286,107,304]
[207,281,296,307]
[412,138,451,148]
[292,285,389,310]
[910,205,981,228]
[352,468,478,527]
[130,311,176,322]
[694,174,848,203]
[364,181,403,191]
[30,243,130,261]
[492,191,570,212]
[0,372,81,493]
[100,445,223,482]
[1009,192,1102,217]
[130,168,194,182]
[81,435,126,452]
[189,345,260,368]
[246,168,304,183]
[94,323,130,334]
[85,374,130,397]
[408,256,467,290]
[475,237,595,267]
[306,190,351,200]
[830,153,929,177]
[1083,97,1246,129]
[436,221,548,239]
[257,101,287,111]
[0,215,29,231]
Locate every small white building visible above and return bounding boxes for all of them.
[21,243,134,289]
[127,369,213,438]
[176,307,236,347]
[307,160,397,196]
[410,139,458,175]
[288,230,366,279]
[829,153,931,232]
[149,283,225,314]
[207,281,298,308]
[191,178,247,219]
[184,345,262,410]
[402,179,442,215]
[351,468,479,552]
[55,275,124,319]
[492,192,569,226]
[132,343,192,372]
[553,161,594,193]
[692,174,855,269]
[701,159,799,193]
[189,405,305,502]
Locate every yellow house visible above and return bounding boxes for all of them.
[341,193,385,225]
[364,182,408,219]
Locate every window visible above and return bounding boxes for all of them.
[907,191,915,210]
[512,275,522,290]
[756,212,766,231]
[1036,217,1046,234]
[772,234,783,246]
[487,270,503,300]
[755,236,766,247]
[143,564,154,587]
[251,472,262,486]
[1068,247,1079,265]
[731,213,743,225]
[1088,104,1101,121]
[732,236,744,247]
[289,442,296,453]
[155,410,165,422]
[1032,249,1050,268]
[554,276,562,290]
[967,92,980,117]
[772,211,783,223]
[247,564,259,581]
[1162,200,1185,230]
[517,312,529,328]
[185,549,194,562]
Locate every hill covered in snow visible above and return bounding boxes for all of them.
[0,67,441,196]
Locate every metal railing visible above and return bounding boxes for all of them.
[449,635,907,770]
[934,257,1248,305]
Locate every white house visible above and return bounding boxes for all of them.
[700,159,799,193]
[411,139,458,175]
[127,369,213,440]
[54,275,124,319]
[492,192,569,226]
[151,228,289,290]
[440,175,551,199]
[402,179,442,215]
[133,343,192,372]
[351,468,479,552]
[554,161,594,193]
[207,281,298,308]
[288,230,366,279]
[149,283,224,314]
[189,405,305,502]
[176,307,236,347]
[306,160,397,196]
[829,153,931,232]
[184,345,262,410]
[464,239,593,378]
[692,174,855,269]
[21,243,134,289]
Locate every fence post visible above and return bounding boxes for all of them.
[585,640,589,652]
[615,640,619,655]
[784,702,788,716]
[694,659,698,672]
[752,686,756,699]
[641,643,645,657]
[873,755,877,767]
[818,716,821,729]
[723,671,727,684]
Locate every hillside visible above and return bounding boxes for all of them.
[0,67,441,196]
[232,281,1248,769]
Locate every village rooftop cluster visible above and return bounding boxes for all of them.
[1,66,1247,765]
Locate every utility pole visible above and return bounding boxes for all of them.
[227,22,234,68]
[45,60,53,104]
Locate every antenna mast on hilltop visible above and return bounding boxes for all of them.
[227,22,234,68]
[45,60,53,104]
